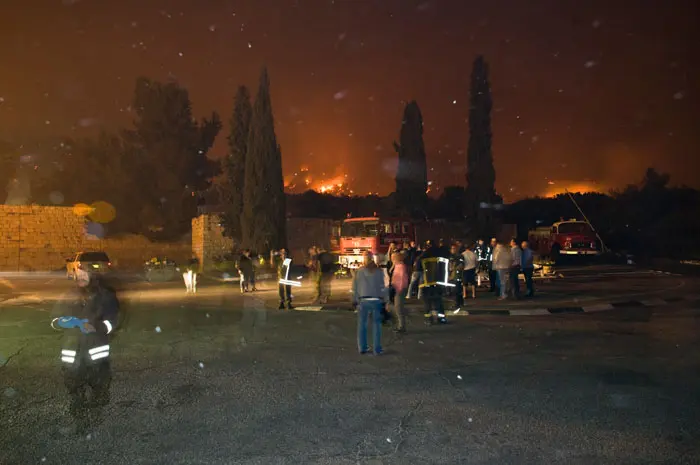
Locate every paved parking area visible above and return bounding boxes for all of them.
[1,264,700,464]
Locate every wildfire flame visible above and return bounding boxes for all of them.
[284,168,353,196]
[543,181,604,198]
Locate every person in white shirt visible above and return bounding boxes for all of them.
[462,244,478,300]
[492,242,512,300]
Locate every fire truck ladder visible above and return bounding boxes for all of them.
[564,189,609,253]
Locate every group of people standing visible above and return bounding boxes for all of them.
[475,238,536,301]
[351,236,538,355]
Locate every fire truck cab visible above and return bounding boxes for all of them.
[528,219,600,260]
[338,216,415,270]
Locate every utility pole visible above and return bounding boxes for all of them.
[565,190,608,253]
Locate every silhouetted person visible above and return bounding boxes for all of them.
[521,240,535,297]
[51,270,119,435]
[509,238,522,299]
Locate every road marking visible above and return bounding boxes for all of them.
[511,309,550,316]
[0,278,15,290]
[582,303,614,312]
[294,306,324,312]
[640,298,669,306]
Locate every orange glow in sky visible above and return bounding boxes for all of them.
[543,181,606,198]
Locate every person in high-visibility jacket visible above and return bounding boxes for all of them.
[51,268,119,434]
[274,248,294,310]
[419,242,448,325]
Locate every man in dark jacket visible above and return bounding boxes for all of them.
[238,250,254,293]
[318,248,335,304]
[51,269,119,435]
[449,243,465,310]
[405,241,419,272]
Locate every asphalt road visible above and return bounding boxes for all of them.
[1,264,694,311]
[1,265,699,464]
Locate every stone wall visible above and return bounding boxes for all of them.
[0,206,85,272]
[191,214,234,271]
[0,205,190,272]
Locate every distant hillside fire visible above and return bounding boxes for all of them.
[284,166,355,196]
[542,180,607,198]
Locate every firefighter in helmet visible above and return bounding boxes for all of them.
[51,268,120,434]
[419,240,448,325]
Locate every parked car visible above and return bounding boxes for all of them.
[144,256,178,282]
[66,251,112,279]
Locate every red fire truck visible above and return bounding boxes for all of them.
[528,218,600,260]
[337,216,416,270]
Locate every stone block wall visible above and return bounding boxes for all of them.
[0,206,85,271]
[192,214,234,271]
[0,205,191,272]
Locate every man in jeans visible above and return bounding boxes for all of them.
[352,252,387,355]
[521,240,535,297]
[492,242,512,300]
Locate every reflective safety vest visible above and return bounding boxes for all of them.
[51,286,119,368]
[54,323,113,368]
[419,257,451,288]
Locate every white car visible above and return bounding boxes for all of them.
[66,251,112,279]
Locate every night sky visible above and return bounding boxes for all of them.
[1,0,697,201]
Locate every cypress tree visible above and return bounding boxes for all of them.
[241,67,287,253]
[219,86,252,242]
[392,100,428,217]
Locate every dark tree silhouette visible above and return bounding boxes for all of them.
[393,100,428,216]
[465,55,500,235]
[435,186,466,220]
[128,77,221,238]
[241,67,287,252]
[219,85,252,242]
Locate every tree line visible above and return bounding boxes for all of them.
[1,67,287,252]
